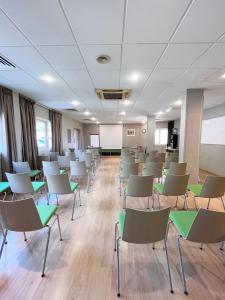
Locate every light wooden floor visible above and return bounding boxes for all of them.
[0,157,224,300]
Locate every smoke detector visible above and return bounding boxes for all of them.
[96,54,111,64]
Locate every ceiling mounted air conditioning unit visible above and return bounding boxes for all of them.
[0,55,16,70]
[95,89,131,101]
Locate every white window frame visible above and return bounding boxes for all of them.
[155,128,168,145]
[36,118,52,151]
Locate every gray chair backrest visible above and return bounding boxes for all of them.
[158,153,166,162]
[46,174,72,194]
[5,172,34,194]
[127,175,153,197]
[168,162,187,175]
[200,176,225,198]
[138,152,147,163]
[163,174,190,196]
[66,152,76,161]
[42,161,61,177]
[122,155,135,163]
[0,198,43,232]
[49,152,59,161]
[186,208,225,243]
[57,155,70,168]
[84,153,92,168]
[122,207,170,244]
[120,163,139,179]
[70,161,87,177]
[143,162,163,178]
[13,161,32,176]
[146,156,159,163]
[75,149,83,161]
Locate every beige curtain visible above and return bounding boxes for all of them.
[19,95,38,169]
[0,87,18,178]
[49,110,62,154]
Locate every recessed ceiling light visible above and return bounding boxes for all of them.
[173,100,182,106]
[156,110,164,115]
[40,74,55,83]
[91,117,96,121]
[221,73,225,78]
[142,120,145,124]
[72,100,80,106]
[123,100,131,106]
[84,110,90,116]
[128,72,140,82]
[120,111,126,115]
[96,121,100,124]
[118,121,122,124]
[96,54,111,64]
[166,107,172,113]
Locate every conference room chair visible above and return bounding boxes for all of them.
[169,208,225,295]
[37,155,50,169]
[148,150,158,157]
[154,174,190,209]
[49,151,59,161]
[137,152,147,163]
[142,161,164,183]
[146,155,159,163]
[70,161,90,193]
[75,149,83,161]
[123,175,153,209]
[119,162,139,196]
[66,151,76,161]
[163,162,187,177]
[6,173,46,201]
[42,161,65,180]
[57,155,71,171]
[114,207,173,297]
[46,174,79,221]
[121,155,135,164]
[0,182,10,201]
[187,175,225,210]
[83,152,95,176]
[13,161,41,180]
[164,155,179,169]
[0,197,62,277]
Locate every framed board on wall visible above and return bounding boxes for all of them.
[126,129,135,136]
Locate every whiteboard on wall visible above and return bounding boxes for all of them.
[99,125,123,149]
[201,116,225,145]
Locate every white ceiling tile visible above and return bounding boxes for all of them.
[89,70,120,89]
[191,44,225,68]
[0,46,52,71]
[122,44,166,69]
[158,44,211,68]
[172,0,225,43]
[60,0,124,44]
[125,0,191,43]
[80,45,121,70]
[149,69,186,83]
[37,46,85,70]
[178,69,219,83]
[120,69,151,85]
[0,10,29,46]
[0,0,74,45]
[140,82,170,100]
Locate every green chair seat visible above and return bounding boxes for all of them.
[36,205,58,226]
[31,170,41,177]
[70,182,78,192]
[124,185,128,194]
[118,211,126,237]
[60,170,65,174]
[169,210,198,238]
[0,182,10,193]
[154,183,164,194]
[32,182,46,192]
[187,184,202,197]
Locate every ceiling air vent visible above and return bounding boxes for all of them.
[0,55,16,70]
[95,89,131,101]
[64,108,79,112]
[82,118,92,122]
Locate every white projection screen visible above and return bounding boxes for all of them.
[201,116,225,145]
[99,125,123,149]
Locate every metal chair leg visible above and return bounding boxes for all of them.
[116,237,121,297]
[86,175,90,193]
[41,226,51,277]
[56,194,59,206]
[0,229,8,259]
[175,196,179,208]
[114,222,118,251]
[79,188,81,206]
[147,197,150,210]
[206,198,211,209]
[177,236,188,295]
[3,192,6,201]
[23,232,27,242]
[194,196,198,210]
[220,241,224,251]
[71,193,76,221]
[152,193,155,210]
[164,240,173,293]
[220,197,225,210]
[55,214,63,241]
[157,193,161,209]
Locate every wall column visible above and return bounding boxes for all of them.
[147,115,155,152]
[179,89,204,183]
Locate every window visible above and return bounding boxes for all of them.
[36,118,52,150]
[155,128,168,145]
